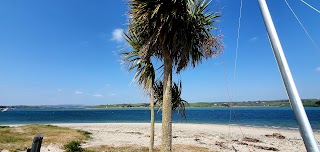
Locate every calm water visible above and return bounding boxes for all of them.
[0,107,319,130]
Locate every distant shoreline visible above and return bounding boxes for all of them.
[1,99,319,108]
[90,99,320,108]
[89,105,320,109]
[1,106,319,110]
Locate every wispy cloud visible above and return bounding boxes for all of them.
[57,89,62,92]
[93,94,104,97]
[108,93,116,96]
[315,67,320,72]
[75,91,83,94]
[249,36,258,42]
[111,28,125,42]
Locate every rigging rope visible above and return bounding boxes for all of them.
[228,0,243,127]
[222,0,251,151]
[284,0,319,49]
[233,0,242,89]
[300,0,320,14]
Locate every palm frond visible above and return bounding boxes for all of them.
[121,31,156,92]
[154,80,189,119]
[127,0,223,74]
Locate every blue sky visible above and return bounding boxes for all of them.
[0,0,319,105]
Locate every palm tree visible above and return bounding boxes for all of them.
[154,80,189,120]
[126,0,222,151]
[122,33,156,152]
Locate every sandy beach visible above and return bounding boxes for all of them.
[33,123,320,152]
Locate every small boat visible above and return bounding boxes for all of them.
[1,108,8,112]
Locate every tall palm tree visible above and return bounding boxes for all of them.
[127,0,222,151]
[154,80,189,120]
[122,33,156,152]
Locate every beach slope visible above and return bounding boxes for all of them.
[44,123,320,152]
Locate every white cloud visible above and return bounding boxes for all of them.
[75,91,83,94]
[108,93,116,96]
[111,28,125,42]
[249,36,258,42]
[316,67,320,72]
[93,94,104,97]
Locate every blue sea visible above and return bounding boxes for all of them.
[1,107,319,131]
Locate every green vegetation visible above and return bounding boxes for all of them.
[64,141,84,152]
[302,99,320,107]
[154,81,189,119]
[91,99,320,108]
[77,130,92,139]
[92,103,149,108]
[122,24,158,152]
[125,0,222,150]
[190,99,320,107]
[0,125,91,152]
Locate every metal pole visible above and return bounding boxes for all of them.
[258,0,319,151]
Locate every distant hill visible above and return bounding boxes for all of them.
[90,99,320,108]
[0,105,88,109]
[91,103,149,109]
[187,99,320,107]
[2,99,319,109]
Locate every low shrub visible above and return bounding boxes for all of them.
[64,141,84,152]
[77,130,92,139]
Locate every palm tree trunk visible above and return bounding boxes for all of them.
[161,47,173,152]
[149,88,155,152]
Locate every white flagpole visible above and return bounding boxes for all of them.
[258,0,319,151]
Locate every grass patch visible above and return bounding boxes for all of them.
[77,130,92,139]
[64,141,84,152]
[0,126,10,129]
[0,125,91,152]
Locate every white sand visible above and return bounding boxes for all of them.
[40,144,64,152]
[43,123,320,152]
